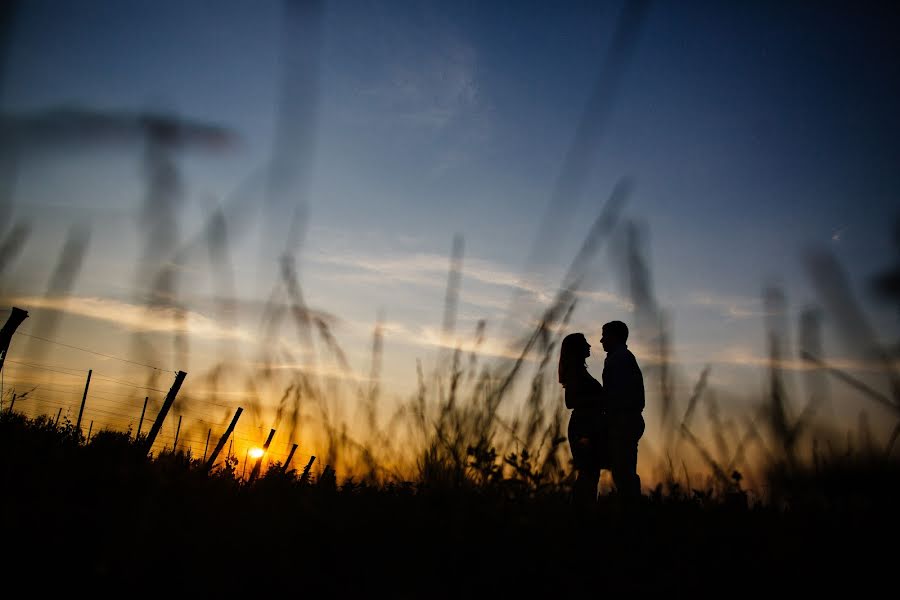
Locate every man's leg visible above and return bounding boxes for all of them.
[610,414,643,499]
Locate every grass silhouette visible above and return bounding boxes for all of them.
[2,404,898,595]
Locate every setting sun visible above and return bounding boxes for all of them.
[248,447,265,459]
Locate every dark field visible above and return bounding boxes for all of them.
[2,411,897,597]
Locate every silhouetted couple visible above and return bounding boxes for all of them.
[558,321,645,505]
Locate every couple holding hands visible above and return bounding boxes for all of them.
[558,320,645,504]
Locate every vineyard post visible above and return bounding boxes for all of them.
[173,415,183,452]
[136,396,148,438]
[204,407,243,471]
[300,455,316,484]
[0,307,28,373]
[87,420,93,441]
[76,369,92,432]
[283,443,298,473]
[54,407,61,426]
[203,428,211,461]
[142,370,187,454]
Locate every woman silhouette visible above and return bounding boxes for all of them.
[558,332,608,505]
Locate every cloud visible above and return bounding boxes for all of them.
[313,251,548,311]
[689,292,772,319]
[416,324,535,361]
[338,313,533,362]
[252,360,375,383]
[357,34,480,131]
[713,346,898,373]
[575,289,635,312]
[183,294,340,327]
[338,16,490,177]
[312,250,635,347]
[315,249,627,303]
[315,252,450,288]
[12,295,255,342]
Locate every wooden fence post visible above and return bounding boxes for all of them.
[0,307,28,372]
[204,407,243,471]
[76,369,92,432]
[282,443,298,473]
[143,371,187,454]
[203,428,211,461]
[299,455,316,484]
[173,414,182,452]
[136,396,148,438]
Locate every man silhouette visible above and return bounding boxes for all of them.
[600,320,645,499]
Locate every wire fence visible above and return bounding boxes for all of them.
[1,325,317,480]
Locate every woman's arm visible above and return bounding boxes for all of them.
[564,383,580,410]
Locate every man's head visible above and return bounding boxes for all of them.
[600,320,628,352]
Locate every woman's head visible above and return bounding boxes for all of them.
[558,333,590,385]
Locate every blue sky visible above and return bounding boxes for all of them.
[2,1,899,471]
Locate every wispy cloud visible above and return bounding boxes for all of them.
[252,360,374,383]
[315,250,627,303]
[689,292,772,319]
[315,252,451,288]
[575,289,635,312]
[182,294,340,327]
[337,12,491,177]
[713,345,898,373]
[339,313,531,362]
[314,251,550,309]
[357,33,480,132]
[13,295,255,342]
[417,324,534,361]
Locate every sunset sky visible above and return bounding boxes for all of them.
[1,1,898,478]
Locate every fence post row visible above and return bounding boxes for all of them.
[1,324,323,479]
